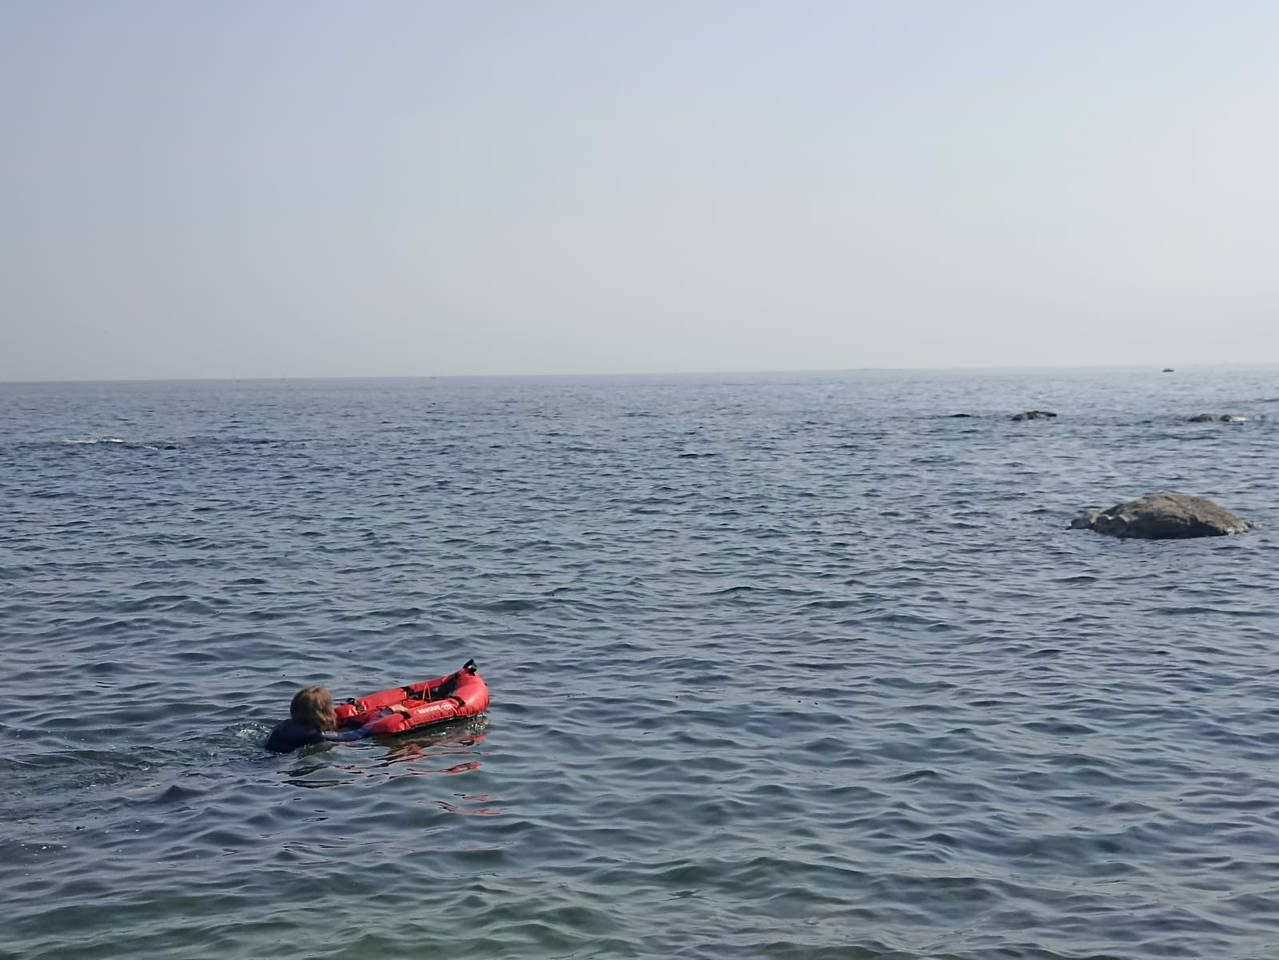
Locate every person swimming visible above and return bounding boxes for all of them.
[265,684,407,753]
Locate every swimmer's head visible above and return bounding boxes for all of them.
[290,685,336,731]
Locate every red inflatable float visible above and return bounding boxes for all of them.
[333,659,490,736]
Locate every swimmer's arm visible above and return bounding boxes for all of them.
[321,705,410,741]
[322,725,375,742]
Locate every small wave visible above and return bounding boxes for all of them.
[480,598,542,612]
[1023,719,1098,736]
[703,584,757,597]
[1154,605,1274,617]
[885,768,943,783]
[58,437,181,450]
[115,594,219,614]
[802,597,854,609]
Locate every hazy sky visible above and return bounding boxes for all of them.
[2,1,1276,380]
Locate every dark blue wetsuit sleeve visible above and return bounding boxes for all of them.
[321,723,377,742]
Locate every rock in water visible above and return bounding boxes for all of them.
[1069,493,1253,539]
[1010,410,1057,421]
[1188,413,1247,423]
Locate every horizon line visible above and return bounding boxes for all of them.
[3,361,1272,387]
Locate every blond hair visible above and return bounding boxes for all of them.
[290,685,336,731]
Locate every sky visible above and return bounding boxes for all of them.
[2,0,1277,381]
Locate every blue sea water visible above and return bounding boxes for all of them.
[2,368,1278,960]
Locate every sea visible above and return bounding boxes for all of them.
[3,367,1278,960]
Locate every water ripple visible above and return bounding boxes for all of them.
[2,370,1279,959]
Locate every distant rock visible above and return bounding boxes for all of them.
[1069,493,1253,539]
[1010,410,1057,421]
[949,413,974,418]
[1162,368,1175,373]
[1188,413,1247,423]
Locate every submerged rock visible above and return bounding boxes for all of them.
[1010,410,1057,421]
[1188,413,1247,423]
[1069,493,1252,539]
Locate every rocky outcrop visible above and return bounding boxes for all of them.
[1010,410,1057,421]
[1188,413,1247,423]
[1069,493,1253,539]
